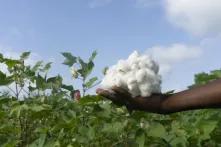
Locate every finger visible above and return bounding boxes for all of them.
[112,86,131,98]
[111,86,137,105]
[96,88,124,106]
[111,86,137,111]
[96,88,115,99]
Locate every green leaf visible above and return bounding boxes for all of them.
[0,71,13,86]
[170,137,187,147]
[89,50,97,61]
[79,61,94,78]
[62,84,74,91]
[164,90,175,96]
[4,59,20,68]
[25,68,35,78]
[198,120,218,140]
[42,62,53,72]
[78,57,87,69]
[136,133,145,147]
[79,95,102,105]
[211,70,221,78]
[30,105,50,112]
[87,127,95,140]
[86,61,94,76]
[32,61,43,72]
[20,51,31,60]
[30,134,47,147]
[148,123,166,139]
[10,104,29,118]
[0,53,3,62]
[85,77,98,88]
[194,70,221,86]
[102,66,109,75]
[77,55,95,79]
[62,52,77,67]
[36,74,47,89]
[47,75,63,90]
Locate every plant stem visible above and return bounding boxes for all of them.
[82,77,86,97]
[15,83,19,99]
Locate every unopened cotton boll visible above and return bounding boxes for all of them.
[100,50,162,97]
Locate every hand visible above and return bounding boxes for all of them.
[96,86,168,114]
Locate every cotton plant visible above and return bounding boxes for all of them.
[62,51,99,96]
[100,51,161,97]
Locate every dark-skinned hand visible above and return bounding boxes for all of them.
[96,86,169,114]
[97,79,221,114]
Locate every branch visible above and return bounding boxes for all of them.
[6,86,17,97]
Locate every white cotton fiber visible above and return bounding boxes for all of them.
[100,51,161,97]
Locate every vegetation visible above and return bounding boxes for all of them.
[0,51,221,147]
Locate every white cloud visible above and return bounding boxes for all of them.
[88,0,112,8]
[165,0,221,36]
[146,43,202,75]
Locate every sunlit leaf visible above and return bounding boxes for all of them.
[61,84,74,91]
[62,52,77,67]
[148,123,166,139]
[0,71,13,86]
[42,62,53,72]
[102,66,109,75]
[136,133,145,147]
[4,59,20,68]
[85,77,98,88]
[89,50,97,61]
[20,51,31,60]
[32,61,43,72]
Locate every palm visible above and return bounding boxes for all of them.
[96,87,166,113]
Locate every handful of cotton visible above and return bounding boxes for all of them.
[100,51,161,97]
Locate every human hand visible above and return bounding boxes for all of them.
[96,86,167,113]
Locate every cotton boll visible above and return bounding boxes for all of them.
[138,62,147,69]
[147,60,159,74]
[127,76,137,85]
[139,83,152,97]
[151,61,159,74]
[117,60,130,72]
[128,84,140,97]
[100,50,162,98]
[144,69,155,82]
[127,76,140,97]
[139,55,150,64]
[115,76,125,88]
[100,78,113,89]
[131,63,139,70]
[136,69,147,83]
[128,51,139,64]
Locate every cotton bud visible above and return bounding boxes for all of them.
[71,68,78,79]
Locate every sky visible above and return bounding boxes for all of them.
[0,0,221,93]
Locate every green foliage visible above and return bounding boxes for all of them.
[62,50,99,96]
[194,69,221,86]
[102,66,109,75]
[0,71,13,86]
[0,51,221,146]
[20,51,31,61]
[61,52,77,67]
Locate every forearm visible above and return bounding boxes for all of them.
[161,79,221,114]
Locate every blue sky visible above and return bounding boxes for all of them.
[0,0,221,93]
